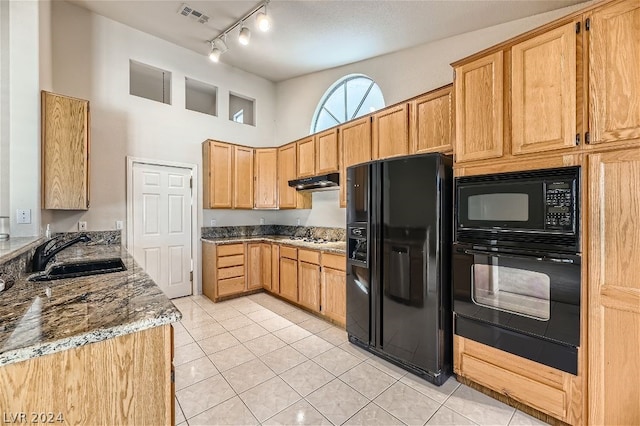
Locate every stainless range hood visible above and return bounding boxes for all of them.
[288,173,339,191]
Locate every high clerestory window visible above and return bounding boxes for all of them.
[311,74,385,133]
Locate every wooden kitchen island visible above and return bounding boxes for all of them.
[0,243,181,425]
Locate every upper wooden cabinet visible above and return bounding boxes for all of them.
[410,85,453,155]
[454,51,504,163]
[372,103,410,160]
[588,0,640,145]
[203,140,234,209]
[202,141,255,210]
[296,128,339,178]
[41,91,90,210]
[278,142,311,210]
[339,117,372,207]
[296,136,316,178]
[254,148,278,209]
[315,128,340,174]
[233,146,254,209]
[511,22,578,155]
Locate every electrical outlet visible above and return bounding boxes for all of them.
[78,221,87,231]
[115,220,123,230]
[16,209,31,224]
[210,219,216,226]
[260,217,265,225]
[296,218,301,226]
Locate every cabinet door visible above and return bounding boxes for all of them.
[41,91,90,210]
[316,128,339,174]
[279,257,298,302]
[512,22,577,155]
[203,141,233,209]
[271,244,280,293]
[589,1,640,145]
[278,143,297,208]
[455,51,504,162]
[588,149,640,425]
[233,146,254,209]
[321,267,346,325]
[298,261,321,311]
[297,136,316,177]
[410,86,453,154]
[340,117,372,208]
[372,103,410,160]
[201,242,217,301]
[246,243,262,290]
[260,243,272,291]
[254,148,278,209]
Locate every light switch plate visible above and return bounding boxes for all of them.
[16,209,31,224]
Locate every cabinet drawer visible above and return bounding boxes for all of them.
[322,253,346,271]
[217,254,244,268]
[217,265,244,280]
[217,277,245,297]
[280,246,297,260]
[298,249,320,264]
[217,244,245,256]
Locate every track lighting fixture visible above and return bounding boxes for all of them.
[206,0,271,63]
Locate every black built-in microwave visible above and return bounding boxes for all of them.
[455,166,580,253]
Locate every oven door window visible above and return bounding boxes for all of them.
[472,262,550,320]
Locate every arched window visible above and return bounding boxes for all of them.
[311,74,385,133]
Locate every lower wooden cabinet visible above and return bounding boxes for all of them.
[298,250,321,311]
[270,244,280,293]
[0,325,173,425]
[202,242,246,301]
[279,250,298,302]
[248,242,273,292]
[202,241,346,327]
[320,254,346,325]
[454,335,583,425]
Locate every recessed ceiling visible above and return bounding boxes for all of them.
[66,0,587,82]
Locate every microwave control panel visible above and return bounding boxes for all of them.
[545,181,574,230]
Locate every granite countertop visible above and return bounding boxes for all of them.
[0,244,182,367]
[202,235,346,255]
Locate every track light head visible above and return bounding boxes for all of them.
[239,25,251,45]
[209,47,221,62]
[256,10,270,32]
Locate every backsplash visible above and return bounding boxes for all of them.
[201,225,345,241]
[52,230,121,245]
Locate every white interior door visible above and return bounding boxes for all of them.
[131,162,193,299]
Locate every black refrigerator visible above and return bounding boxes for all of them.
[346,153,453,385]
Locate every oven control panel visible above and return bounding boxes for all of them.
[545,181,574,230]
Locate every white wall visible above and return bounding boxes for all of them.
[0,0,9,219]
[7,0,43,237]
[44,1,277,235]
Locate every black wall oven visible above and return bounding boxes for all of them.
[453,166,581,375]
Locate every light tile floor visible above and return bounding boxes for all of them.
[172,294,548,426]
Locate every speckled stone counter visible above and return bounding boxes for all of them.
[202,235,346,255]
[0,243,182,367]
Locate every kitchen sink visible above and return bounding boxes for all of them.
[29,258,127,282]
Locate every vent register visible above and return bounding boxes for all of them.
[178,3,210,24]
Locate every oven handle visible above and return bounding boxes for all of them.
[462,249,575,264]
